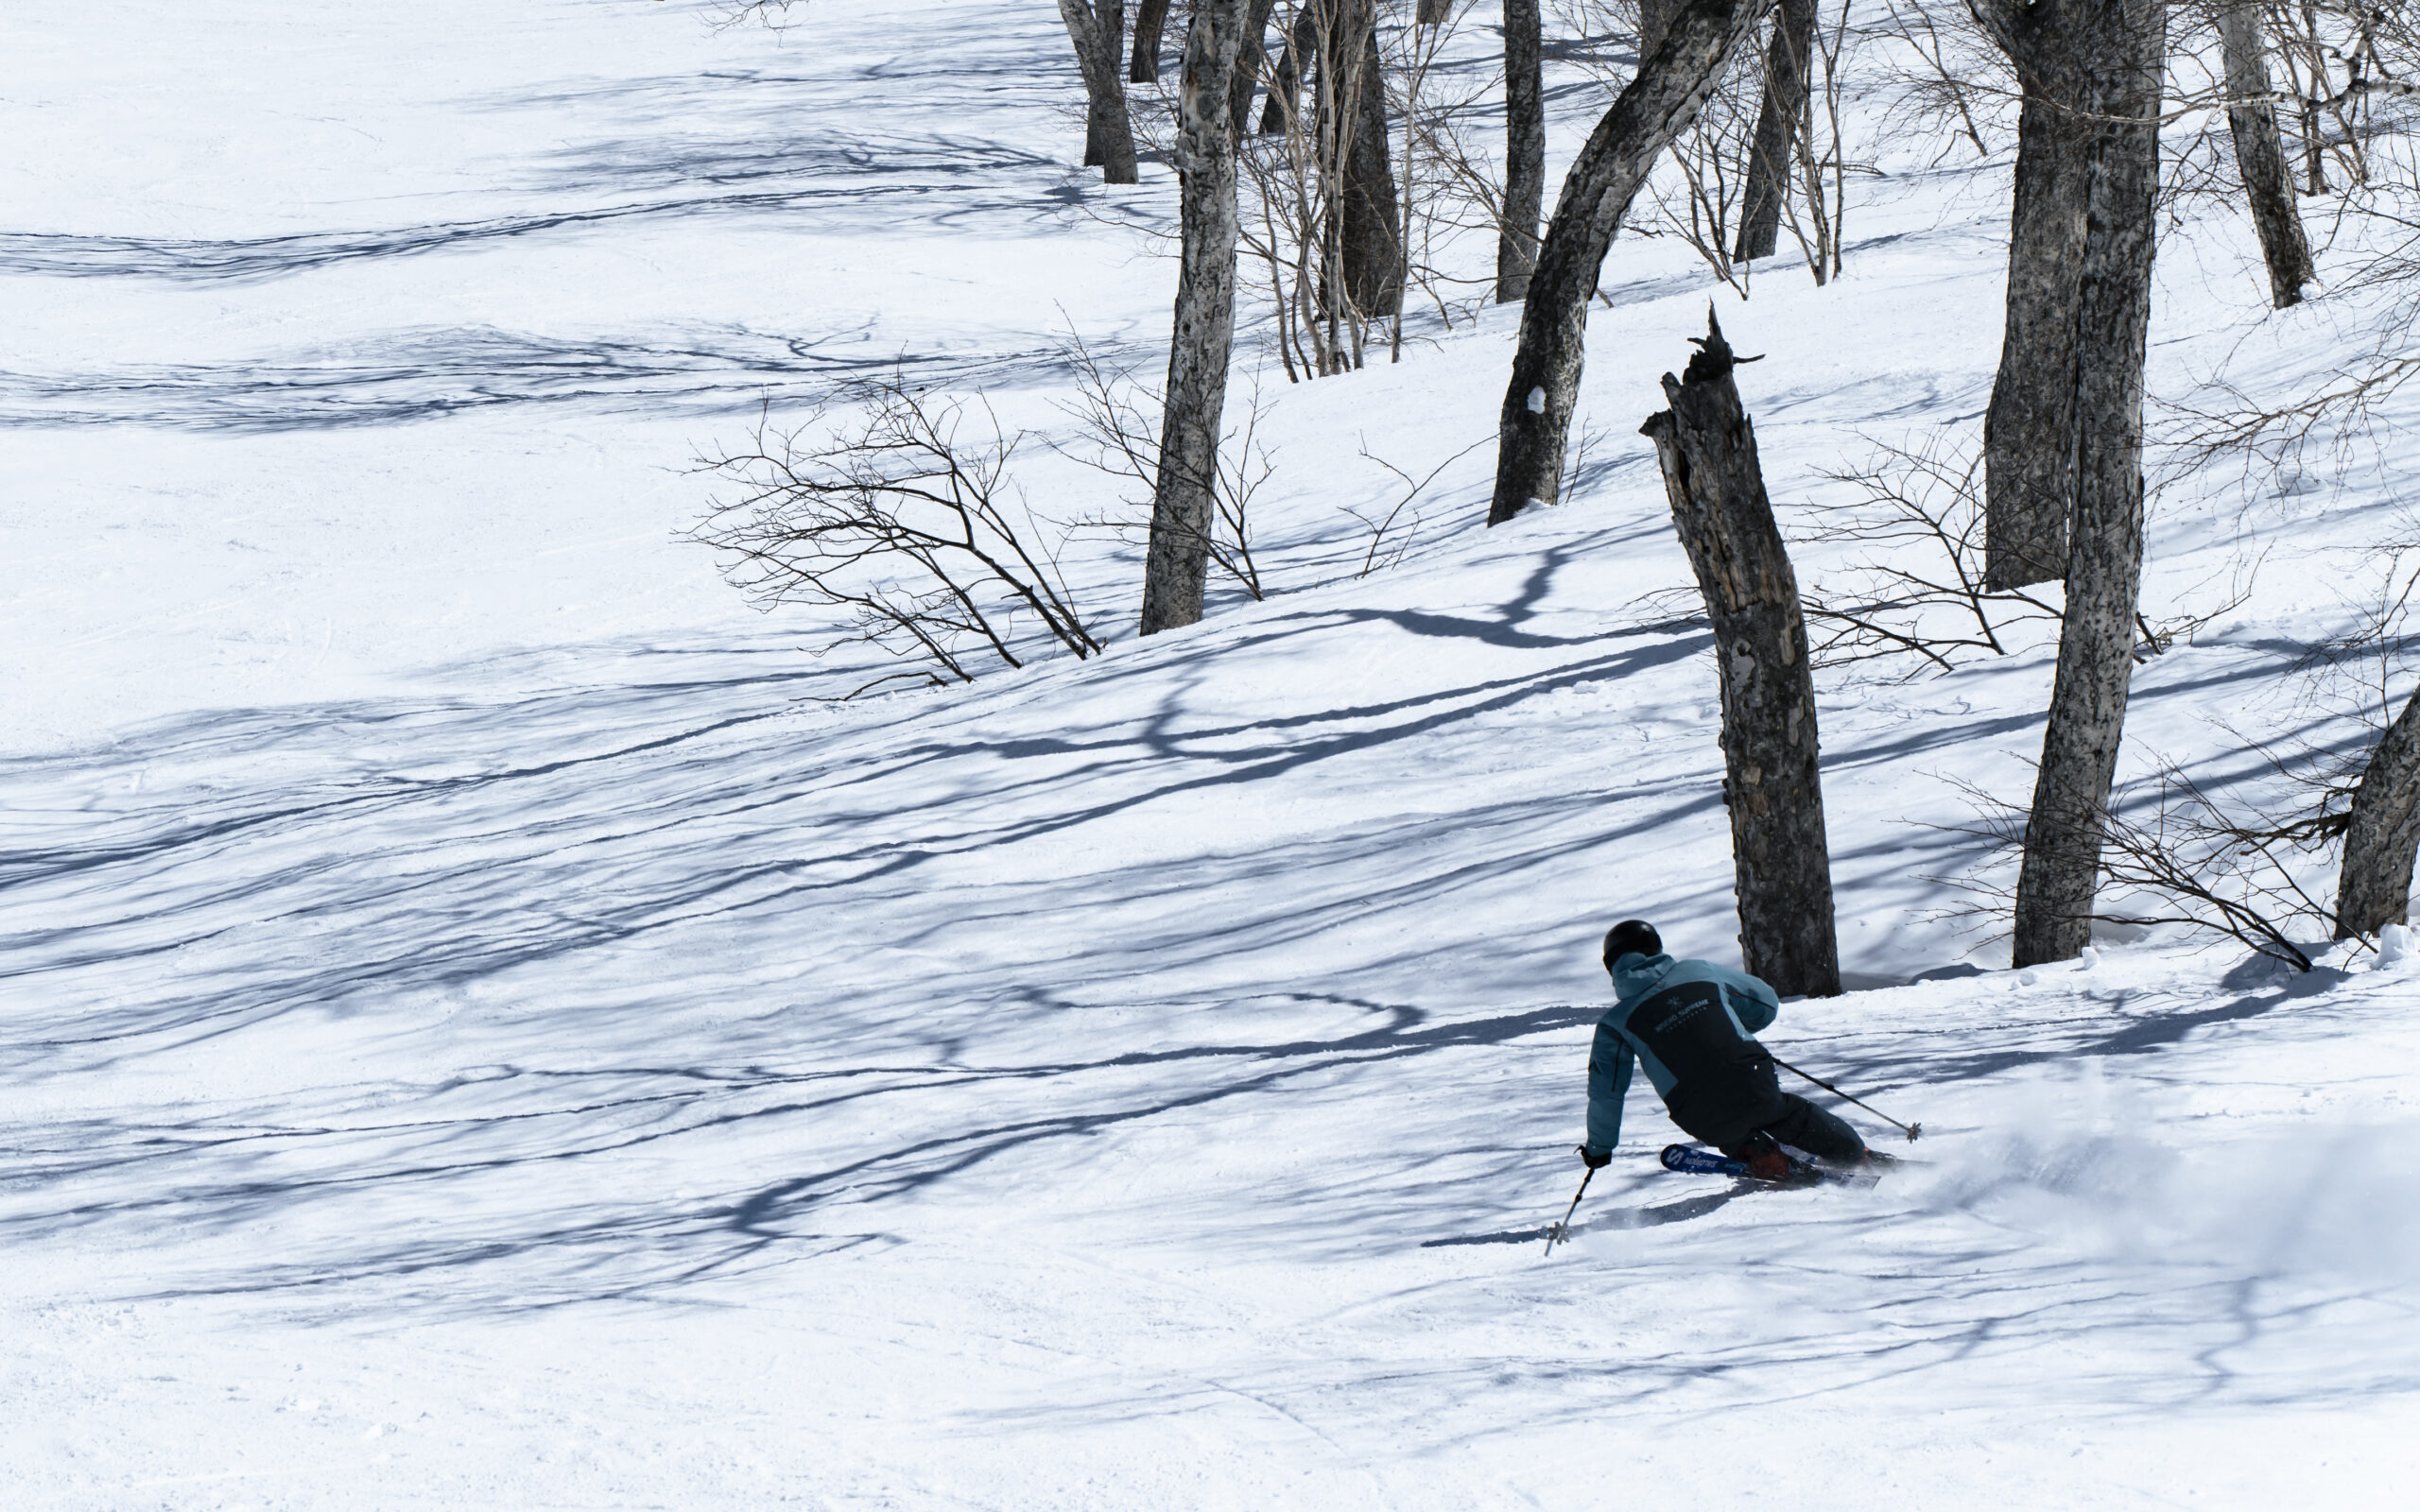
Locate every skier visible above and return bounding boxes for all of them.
[1578,919,1874,1182]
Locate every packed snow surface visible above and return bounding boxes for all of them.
[5,1,2418,1506]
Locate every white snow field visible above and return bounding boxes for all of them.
[7,1,2420,1506]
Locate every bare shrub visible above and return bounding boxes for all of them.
[709,0,808,30]
[1054,334,1278,600]
[1388,2,1527,331]
[1931,765,2338,972]
[1795,436,2256,679]
[1342,432,1491,575]
[1863,0,2006,161]
[1776,1,1856,284]
[1230,1,1405,377]
[1793,437,2060,677]
[2091,764,2339,971]
[690,382,1102,696]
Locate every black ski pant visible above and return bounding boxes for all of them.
[1727,1093,1865,1164]
[1668,1076,1865,1164]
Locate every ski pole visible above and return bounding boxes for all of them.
[1543,1155,1596,1256]
[1769,1055,1922,1142]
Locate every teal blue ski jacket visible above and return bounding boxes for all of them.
[1582,952,1782,1159]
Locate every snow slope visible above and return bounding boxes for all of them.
[5,2,2418,1506]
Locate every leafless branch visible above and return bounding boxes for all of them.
[688,380,1102,696]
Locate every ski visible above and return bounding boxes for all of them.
[1658,1143,1892,1189]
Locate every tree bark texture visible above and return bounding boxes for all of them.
[2004,0,2165,969]
[1131,0,1175,82]
[1232,0,1281,139]
[1641,313,1841,997]
[1140,2,1250,637]
[1973,9,2090,592]
[1486,0,1762,525]
[1640,0,1679,59]
[2336,684,2420,939]
[1734,0,1816,264]
[1062,1,1141,184]
[1333,3,1404,320]
[2218,2,2316,308]
[1497,0,1547,302]
[1419,0,1453,22]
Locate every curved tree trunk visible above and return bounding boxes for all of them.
[1486,0,1762,525]
[1643,312,1841,997]
[2336,684,2420,939]
[1735,0,1816,264]
[2218,1,2316,308]
[1498,0,1547,302]
[1140,2,1251,636]
[1062,1,1141,184]
[2004,0,2165,969]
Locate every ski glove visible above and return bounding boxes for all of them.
[1579,1145,1612,1170]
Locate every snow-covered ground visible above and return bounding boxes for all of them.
[6,2,2418,1506]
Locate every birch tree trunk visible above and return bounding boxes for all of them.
[1734,0,1816,264]
[2006,0,2165,969]
[1642,311,1841,996]
[1640,0,1679,59]
[2218,2,2316,308]
[1061,1,1141,184]
[1974,11,2089,592]
[1140,2,1251,636]
[1486,0,1762,525]
[1498,0,1547,302]
[1131,0,1175,83]
[2336,684,2420,939]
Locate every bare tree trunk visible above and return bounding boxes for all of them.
[1141,2,1251,636]
[1132,0,1175,83]
[1419,0,1453,22]
[1974,13,2089,591]
[1062,1,1141,184]
[1232,0,1281,138]
[2336,684,2420,939]
[1640,0,1679,59]
[2003,0,2165,969]
[1337,4,1404,321]
[2300,98,2328,194]
[1498,0,1547,302]
[2219,1,2316,308]
[1642,311,1841,996]
[2297,0,2330,194]
[1260,4,1320,134]
[1735,0,1816,264]
[1487,0,1762,525]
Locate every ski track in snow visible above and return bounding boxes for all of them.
[6,0,2420,1506]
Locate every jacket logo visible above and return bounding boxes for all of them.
[1652,1002,1708,1034]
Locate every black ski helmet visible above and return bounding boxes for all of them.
[1601,919,1662,972]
